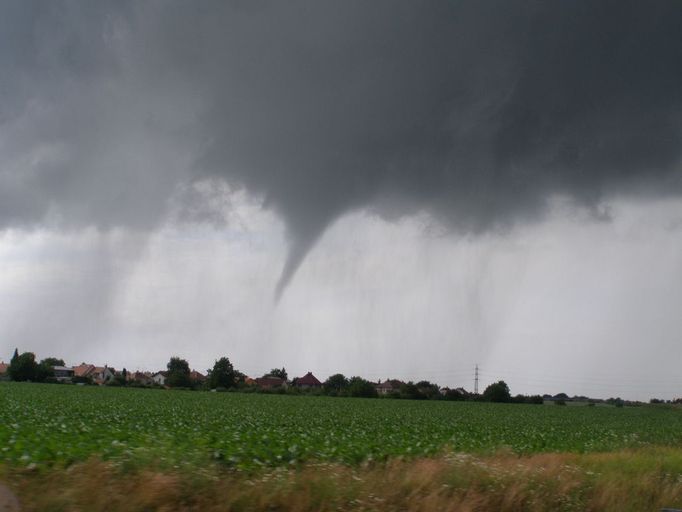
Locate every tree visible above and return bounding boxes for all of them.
[607,397,624,408]
[482,381,511,403]
[40,357,65,368]
[35,362,53,382]
[399,381,425,400]
[347,376,378,398]
[8,352,39,382]
[35,357,64,383]
[267,368,288,381]
[208,357,237,389]
[109,368,128,386]
[416,380,441,400]
[511,394,544,405]
[323,373,349,395]
[166,357,191,388]
[234,370,246,386]
[7,348,20,381]
[443,387,469,401]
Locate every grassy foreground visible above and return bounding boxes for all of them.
[3,383,682,510]
[4,383,682,470]
[4,448,682,511]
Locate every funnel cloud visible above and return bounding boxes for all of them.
[1,0,682,297]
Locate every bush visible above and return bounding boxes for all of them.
[443,388,468,401]
[323,374,349,396]
[347,377,378,398]
[482,381,511,403]
[399,382,425,400]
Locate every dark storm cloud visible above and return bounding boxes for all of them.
[1,1,681,293]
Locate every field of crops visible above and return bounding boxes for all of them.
[3,382,682,471]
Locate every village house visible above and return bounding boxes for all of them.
[130,371,154,385]
[91,366,116,385]
[375,379,403,396]
[190,370,206,383]
[152,371,168,386]
[0,361,8,377]
[255,376,286,389]
[72,363,116,384]
[73,363,94,379]
[293,372,322,389]
[53,366,74,382]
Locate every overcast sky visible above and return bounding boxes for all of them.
[2,1,682,400]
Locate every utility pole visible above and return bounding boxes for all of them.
[474,364,479,394]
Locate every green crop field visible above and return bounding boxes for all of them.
[2,382,682,471]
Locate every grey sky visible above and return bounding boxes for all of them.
[1,1,682,399]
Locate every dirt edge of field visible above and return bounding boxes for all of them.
[0,483,20,512]
[3,447,682,512]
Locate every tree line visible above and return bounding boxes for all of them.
[3,350,545,404]
[162,357,543,403]
[4,349,65,383]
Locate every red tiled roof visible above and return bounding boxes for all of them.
[0,362,8,374]
[295,372,322,386]
[73,364,95,377]
[255,376,285,387]
[190,370,206,381]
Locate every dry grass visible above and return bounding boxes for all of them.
[3,448,682,511]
